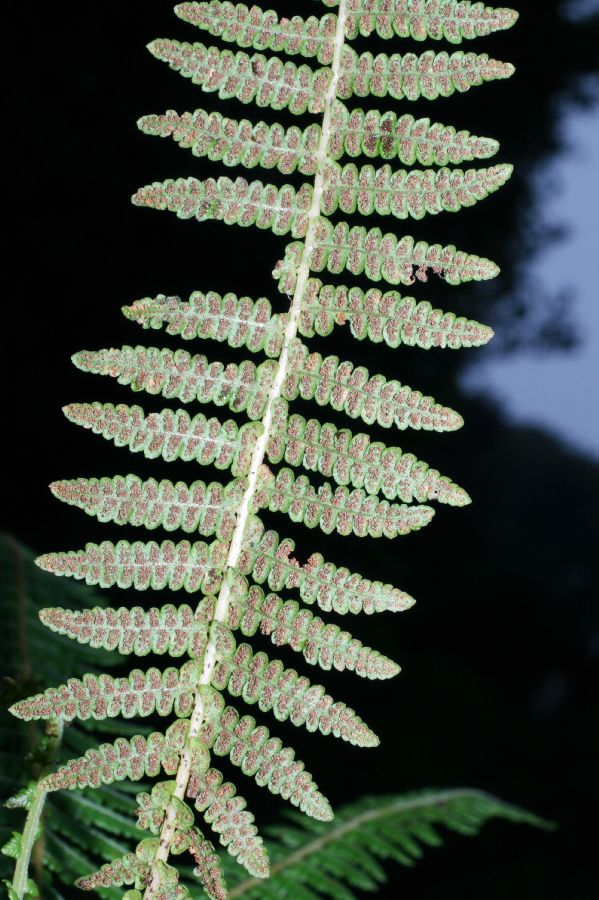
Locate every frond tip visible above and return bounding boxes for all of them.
[39,722,189,791]
[239,515,416,614]
[137,104,502,172]
[122,291,286,357]
[276,227,499,288]
[35,538,228,593]
[228,576,401,679]
[341,0,519,44]
[295,277,494,350]
[211,642,379,747]
[224,788,550,898]
[38,602,224,658]
[254,465,435,538]
[9,661,202,722]
[50,474,246,540]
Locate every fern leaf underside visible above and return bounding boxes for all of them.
[11,1,519,898]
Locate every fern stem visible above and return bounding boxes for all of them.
[143,3,350,895]
[11,718,64,900]
[228,788,497,897]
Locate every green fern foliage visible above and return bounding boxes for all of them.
[137,104,500,171]
[221,788,548,899]
[0,534,151,900]
[10,1,521,897]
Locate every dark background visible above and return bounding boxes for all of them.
[3,1,598,897]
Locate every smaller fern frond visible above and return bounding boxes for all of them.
[50,474,246,540]
[147,39,331,115]
[72,338,463,432]
[39,723,189,791]
[72,346,277,420]
[122,291,286,357]
[148,39,513,110]
[187,768,269,878]
[74,842,151,891]
[175,2,338,65]
[197,688,333,821]
[211,643,379,747]
[321,160,512,220]
[132,176,312,236]
[175,1,518,51]
[276,226,499,288]
[284,340,463,431]
[9,661,203,722]
[185,829,228,900]
[124,283,492,355]
[238,516,415,614]
[133,178,500,286]
[337,46,514,101]
[294,277,493,350]
[130,155,512,226]
[223,788,549,899]
[328,102,501,164]
[334,0,518,44]
[227,574,400,679]
[36,538,228,593]
[38,601,231,658]
[137,108,324,176]
[137,103,500,173]
[62,402,262,476]
[254,465,434,538]
[267,410,470,505]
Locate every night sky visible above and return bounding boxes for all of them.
[3,2,598,898]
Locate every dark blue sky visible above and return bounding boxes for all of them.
[463,102,599,459]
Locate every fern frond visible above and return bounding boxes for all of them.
[36,539,227,593]
[10,661,203,722]
[284,340,463,431]
[176,1,518,52]
[148,40,512,112]
[38,602,228,658]
[176,2,338,65]
[187,768,269,878]
[74,843,150,890]
[122,292,286,357]
[333,0,518,44]
[124,283,492,355]
[147,39,331,115]
[132,176,312,235]
[40,724,189,791]
[63,402,262,476]
[321,160,512,220]
[198,689,332,821]
[224,788,548,899]
[238,515,415,614]
[16,1,522,893]
[329,102,501,164]
[337,46,514,101]
[50,475,246,540]
[228,576,400,679]
[296,277,493,349]
[254,465,434,538]
[137,108,323,175]
[73,339,463,431]
[131,160,511,231]
[137,103,500,173]
[276,226,499,288]
[73,347,277,420]
[134,178,499,287]
[211,643,378,747]
[186,829,228,900]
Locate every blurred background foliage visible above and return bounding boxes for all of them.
[3,0,598,897]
